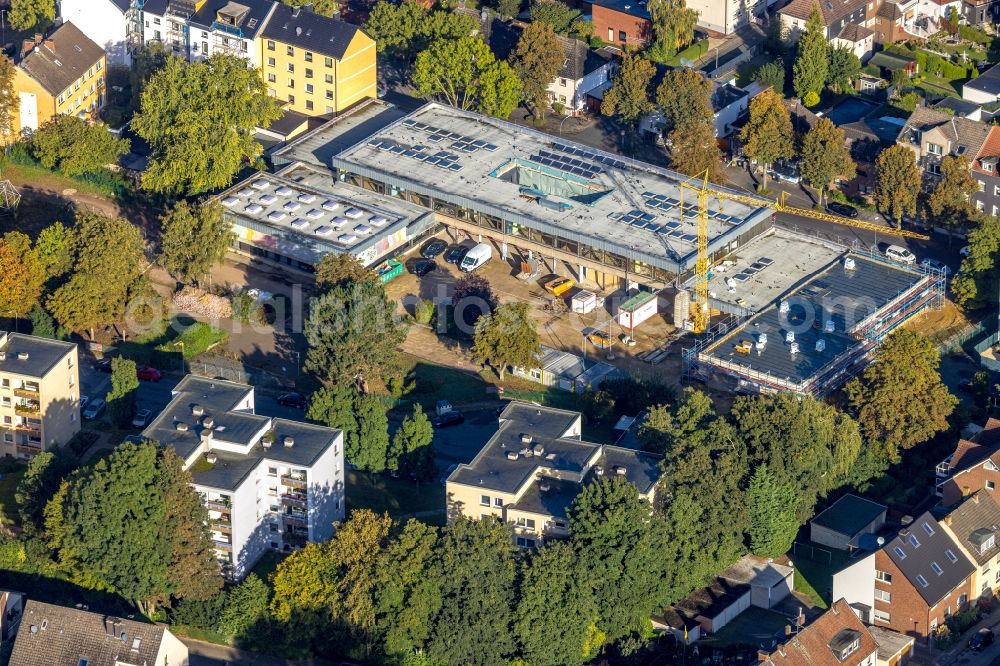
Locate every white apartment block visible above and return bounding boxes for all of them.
[59,0,135,66]
[142,375,344,579]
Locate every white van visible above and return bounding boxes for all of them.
[460,243,492,272]
[885,245,916,265]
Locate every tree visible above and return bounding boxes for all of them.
[497,0,523,19]
[106,356,139,427]
[764,15,787,56]
[45,442,221,614]
[308,385,359,449]
[452,272,498,333]
[48,212,145,340]
[799,118,855,205]
[530,0,587,36]
[425,517,517,665]
[792,7,829,100]
[413,38,522,118]
[15,449,71,535]
[846,329,956,464]
[365,2,476,56]
[130,42,171,112]
[0,55,18,144]
[826,45,861,93]
[927,155,978,231]
[874,144,921,227]
[747,465,800,558]
[355,394,391,474]
[516,542,600,666]
[29,304,61,339]
[739,89,794,189]
[647,0,697,55]
[600,52,655,130]
[0,232,44,319]
[133,54,280,195]
[314,254,375,292]
[510,22,563,119]
[282,0,339,16]
[655,68,713,135]
[569,477,670,641]
[472,302,541,381]
[158,201,234,286]
[754,59,785,95]
[9,0,54,32]
[669,118,724,182]
[30,115,129,176]
[387,404,435,481]
[34,221,72,279]
[952,215,1000,308]
[305,281,407,389]
[218,574,271,641]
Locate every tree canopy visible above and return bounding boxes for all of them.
[30,115,129,176]
[739,89,794,189]
[0,55,18,144]
[647,0,698,56]
[600,52,655,129]
[799,118,855,204]
[655,68,713,135]
[9,0,54,32]
[510,22,564,119]
[793,7,829,100]
[874,144,921,227]
[282,0,339,16]
[0,231,44,318]
[365,2,476,56]
[413,37,522,118]
[314,254,375,292]
[472,302,541,380]
[669,118,724,182]
[133,54,280,195]
[158,201,234,285]
[927,155,978,230]
[953,215,1000,308]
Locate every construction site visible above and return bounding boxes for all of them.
[257,99,945,396]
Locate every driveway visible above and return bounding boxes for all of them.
[430,406,500,471]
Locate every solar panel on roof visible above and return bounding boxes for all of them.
[681,234,697,242]
[733,273,750,282]
[750,262,765,271]
[485,144,498,151]
[403,119,416,126]
[472,139,487,148]
[393,144,410,153]
[759,257,774,266]
[453,143,468,150]
[646,224,660,232]
[449,164,463,171]
[668,231,684,238]
[414,153,428,161]
[413,122,428,130]
[427,156,441,164]
[664,222,680,229]
[641,213,655,222]
[628,209,642,217]
[428,135,443,142]
[642,191,655,198]
[403,150,416,157]
[368,139,382,147]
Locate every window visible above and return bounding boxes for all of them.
[986,162,995,172]
[268,466,277,476]
[305,100,313,110]
[931,561,944,575]
[927,142,943,155]
[480,495,490,506]
[305,51,313,62]
[959,593,968,606]
[894,546,906,559]
[559,78,567,86]
[909,534,921,548]
[994,185,1000,196]
[607,27,613,41]
[267,57,275,67]
[618,30,627,41]
[874,588,891,602]
[922,522,936,536]
[515,536,536,548]
[325,106,334,113]
[516,517,536,529]
[873,609,890,623]
[267,73,276,83]
[325,57,333,67]
[2,434,10,443]
[982,534,996,553]
[875,570,892,584]
[326,90,334,100]
[305,68,313,79]
[154,17,161,24]
[494,497,503,507]
[305,83,314,94]
[286,45,294,56]
[946,549,959,563]
[839,637,861,660]
[325,74,333,84]
[989,480,997,491]
[916,574,929,587]
[979,180,986,192]
[288,78,294,88]
[202,41,208,52]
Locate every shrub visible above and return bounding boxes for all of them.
[414,299,435,325]
[551,101,566,115]
[803,90,820,107]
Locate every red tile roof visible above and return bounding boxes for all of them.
[974,127,1000,174]
[762,599,878,666]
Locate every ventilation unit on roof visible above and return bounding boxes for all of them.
[284,436,295,448]
[205,452,218,464]
[595,466,605,476]
[790,342,800,355]
[779,300,790,313]
[0,352,6,361]
[202,416,214,429]
[844,257,856,271]
[200,430,213,442]
[192,405,204,416]
[825,319,835,333]
[614,466,627,476]
[816,339,826,352]
[506,451,519,461]
[539,481,551,492]
[16,352,28,360]
[175,422,189,432]
[532,444,545,457]
[521,433,533,445]
[263,438,272,449]
[785,331,795,343]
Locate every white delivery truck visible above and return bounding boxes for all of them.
[460,243,492,272]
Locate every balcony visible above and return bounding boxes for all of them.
[15,422,40,432]
[280,474,307,489]
[213,539,233,552]
[936,456,953,478]
[283,531,308,548]
[280,493,306,508]
[205,499,232,512]
[284,512,308,527]
[13,388,38,399]
[210,521,232,534]
[15,443,41,457]
[14,403,40,417]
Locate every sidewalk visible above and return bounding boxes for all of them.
[181,636,339,666]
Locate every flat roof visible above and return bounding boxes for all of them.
[700,254,929,388]
[707,229,844,313]
[217,162,432,266]
[332,102,774,273]
[811,494,887,537]
[0,333,75,378]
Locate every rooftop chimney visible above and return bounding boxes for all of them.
[16,352,28,360]
[43,40,54,52]
[284,436,295,448]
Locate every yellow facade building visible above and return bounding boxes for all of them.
[257,3,376,117]
[13,22,106,135]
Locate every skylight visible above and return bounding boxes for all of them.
[908,534,921,548]
[931,561,943,575]
[922,522,935,536]
[894,546,906,559]
[916,574,929,587]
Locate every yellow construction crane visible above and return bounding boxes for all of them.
[679,173,930,334]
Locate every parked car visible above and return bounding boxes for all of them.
[920,258,951,274]
[82,398,106,420]
[825,202,859,218]
[768,163,801,184]
[132,408,152,428]
[970,628,994,651]
[885,245,916,265]
[95,358,113,373]
[407,258,438,277]
[136,366,162,381]
[421,239,448,259]
[432,410,465,428]
[79,395,89,410]
[544,277,576,297]
[277,392,306,409]
[445,245,469,264]
[460,243,492,272]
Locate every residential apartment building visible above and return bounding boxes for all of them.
[446,402,662,548]
[940,490,1000,597]
[760,599,879,666]
[141,375,344,578]
[13,23,106,135]
[0,332,79,460]
[139,0,275,66]
[59,0,135,65]
[935,419,1000,506]
[10,600,189,666]
[259,3,376,116]
[688,0,780,35]
[833,512,975,639]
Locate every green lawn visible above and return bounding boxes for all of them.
[791,547,852,610]
[915,75,963,98]
[156,321,229,359]
[345,470,445,523]
[396,353,493,408]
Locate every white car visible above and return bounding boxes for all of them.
[885,245,916,265]
[132,408,152,428]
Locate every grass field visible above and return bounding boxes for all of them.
[156,321,229,359]
[791,545,852,609]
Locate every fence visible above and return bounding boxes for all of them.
[975,331,1000,373]
[936,321,987,355]
[188,354,291,388]
[792,541,833,566]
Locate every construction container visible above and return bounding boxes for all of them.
[375,259,403,283]
[571,290,598,314]
[617,291,658,330]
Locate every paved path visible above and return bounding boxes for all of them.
[182,636,338,666]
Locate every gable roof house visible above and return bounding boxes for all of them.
[896,106,993,196]
[779,0,876,48]
[9,600,189,666]
[936,418,1000,506]
[760,598,879,666]
[940,490,1000,599]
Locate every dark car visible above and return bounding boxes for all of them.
[136,366,162,381]
[825,202,859,218]
[432,410,465,428]
[445,244,469,264]
[970,628,994,651]
[277,392,307,409]
[95,358,114,373]
[407,259,438,277]
[421,239,448,259]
